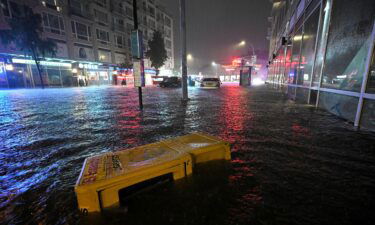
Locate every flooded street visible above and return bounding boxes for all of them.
[1,84,375,225]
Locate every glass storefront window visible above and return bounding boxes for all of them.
[319,91,359,122]
[289,27,303,84]
[366,48,375,93]
[312,0,329,87]
[47,68,61,86]
[322,0,375,92]
[284,45,292,84]
[360,99,375,130]
[299,6,320,86]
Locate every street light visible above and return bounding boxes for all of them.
[212,61,218,76]
[238,40,255,56]
[187,54,193,61]
[238,40,246,47]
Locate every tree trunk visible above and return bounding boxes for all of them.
[30,47,44,89]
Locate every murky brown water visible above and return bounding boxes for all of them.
[1,84,375,225]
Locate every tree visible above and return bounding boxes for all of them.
[0,7,57,89]
[146,30,168,73]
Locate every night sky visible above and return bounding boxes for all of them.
[161,0,272,72]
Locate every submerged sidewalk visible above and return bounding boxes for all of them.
[0,85,374,225]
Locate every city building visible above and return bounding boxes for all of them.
[0,0,175,88]
[266,0,375,131]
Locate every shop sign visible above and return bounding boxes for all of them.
[78,63,99,70]
[131,30,143,59]
[0,62,4,75]
[0,62,6,82]
[12,58,71,68]
[133,61,145,87]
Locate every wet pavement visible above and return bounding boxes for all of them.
[0,84,375,225]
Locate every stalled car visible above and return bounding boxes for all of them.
[200,78,221,88]
[159,77,182,88]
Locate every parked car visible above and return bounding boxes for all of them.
[200,78,221,88]
[159,77,182,88]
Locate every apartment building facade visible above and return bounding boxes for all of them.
[266,0,375,131]
[0,0,175,88]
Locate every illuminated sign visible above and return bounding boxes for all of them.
[12,58,71,68]
[78,63,99,70]
[232,58,242,66]
[133,61,145,87]
[144,69,157,74]
[0,62,5,75]
[5,64,14,71]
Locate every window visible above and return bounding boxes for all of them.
[95,0,106,7]
[114,34,125,48]
[322,0,375,92]
[143,16,147,26]
[289,27,302,84]
[96,29,110,44]
[114,18,125,32]
[94,9,108,25]
[126,7,133,19]
[127,23,133,34]
[98,50,111,63]
[366,49,375,93]
[42,12,65,35]
[165,40,171,49]
[70,0,83,15]
[149,19,156,29]
[284,44,293,84]
[165,17,171,27]
[71,21,91,41]
[43,0,58,10]
[165,29,171,38]
[9,1,20,17]
[360,99,375,130]
[143,2,146,11]
[1,0,10,17]
[148,6,155,17]
[298,6,320,86]
[156,12,161,21]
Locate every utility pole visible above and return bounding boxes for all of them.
[133,0,143,110]
[180,0,188,101]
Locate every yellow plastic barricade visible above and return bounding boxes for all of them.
[75,133,231,213]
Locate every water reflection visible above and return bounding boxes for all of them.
[0,86,375,225]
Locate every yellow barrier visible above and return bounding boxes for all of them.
[75,132,231,213]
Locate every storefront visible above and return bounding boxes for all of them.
[113,68,134,86]
[267,0,375,130]
[71,62,113,86]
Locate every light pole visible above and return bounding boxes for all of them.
[238,40,255,57]
[212,61,218,76]
[180,0,188,101]
[238,40,256,86]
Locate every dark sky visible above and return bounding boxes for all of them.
[161,0,272,72]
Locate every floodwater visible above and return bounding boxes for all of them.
[0,84,375,225]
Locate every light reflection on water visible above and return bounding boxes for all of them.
[0,85,375,225]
